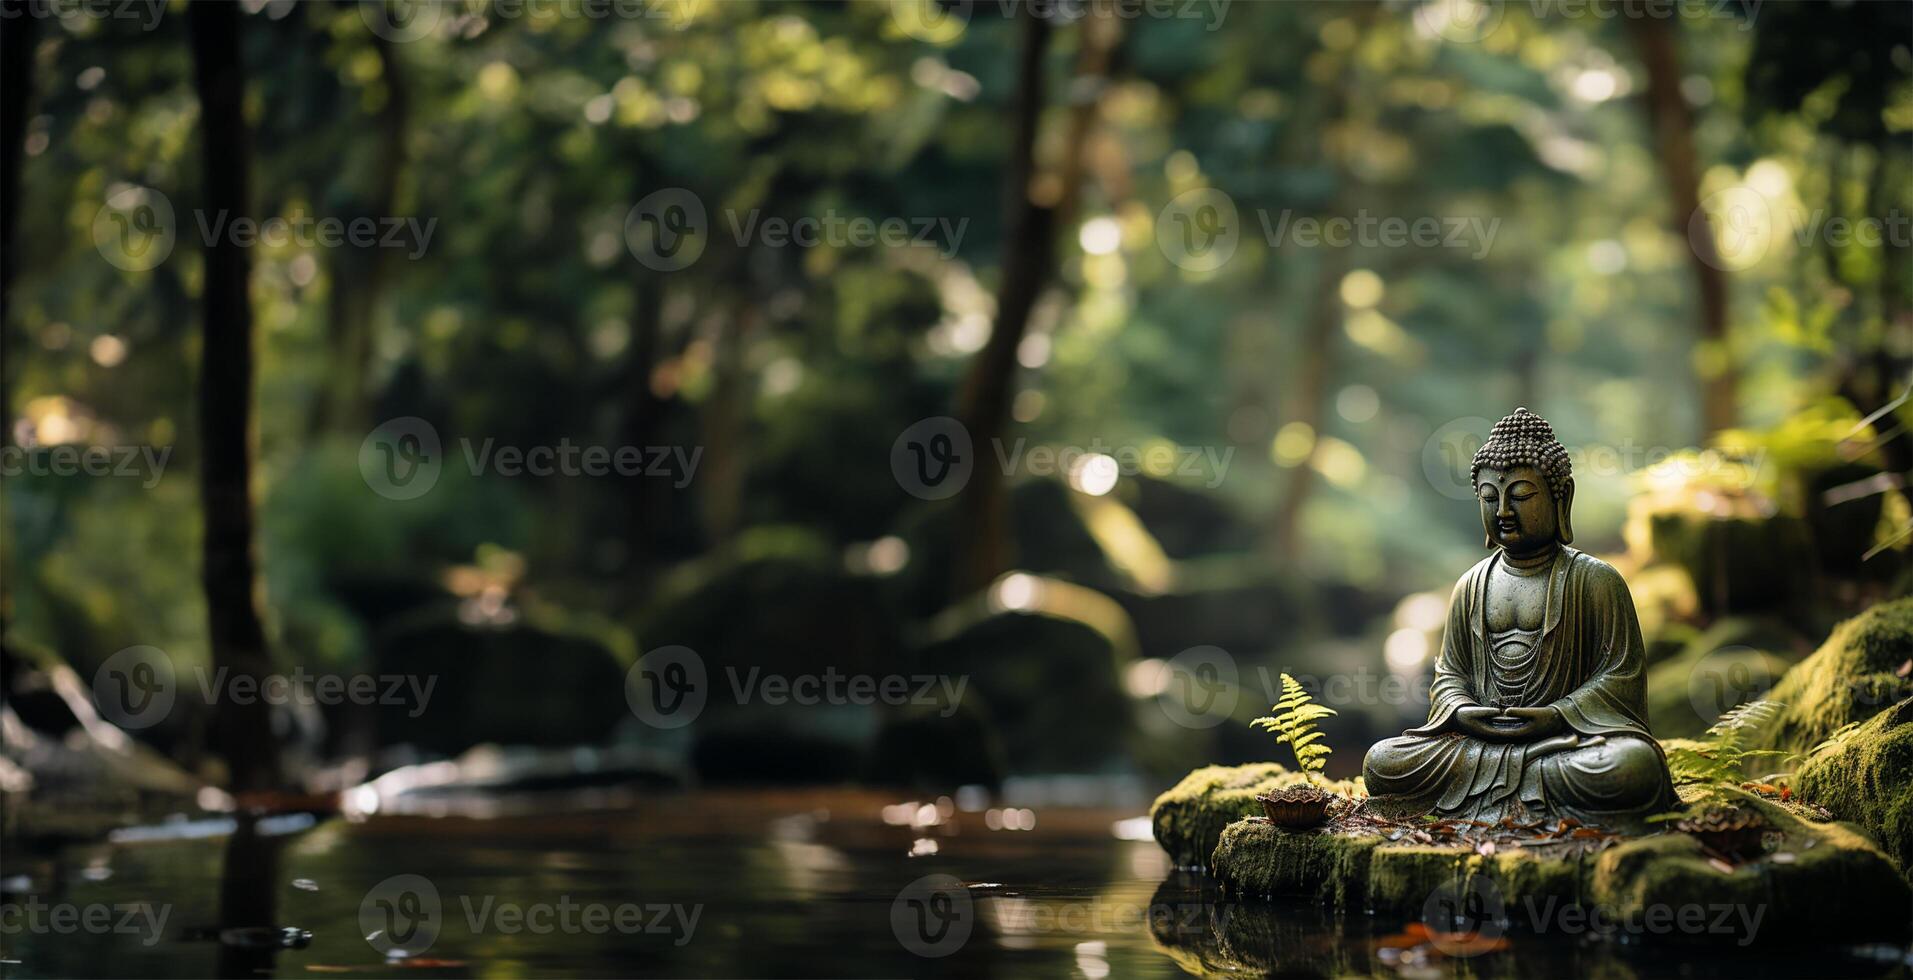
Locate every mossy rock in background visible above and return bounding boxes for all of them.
[1122,475,1257,561]
[1648,511,1813,617]
[866,698,1007,790]
[893,479,1123,617]
[640,543,902,688]
[1642,616,1808,740]
[1149,763,1361,868]
[373,610,629,755]
[1794,697,1913,876]
[1748,598,1913,757]
[1206,784,1909,945]
[1791,462,1894,579]
[919,611,1131,775]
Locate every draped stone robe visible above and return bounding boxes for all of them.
[1363,547,1676,827]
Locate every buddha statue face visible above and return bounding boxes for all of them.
[1475,465,1563,558]
[1469,407,1575,556]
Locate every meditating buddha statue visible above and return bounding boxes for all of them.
[1364,408,1675,829]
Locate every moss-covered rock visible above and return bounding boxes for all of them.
[1642,616,1805,739]
[1794,697,1913,875]
[1148,763,1360,868]
[1646,510,1814,617]
[1749,598,1913,756]
[1203,784,1909,944]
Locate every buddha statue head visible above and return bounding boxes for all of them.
[1469,408,1574,555]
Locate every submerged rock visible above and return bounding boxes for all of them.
[1148,763,1360,869]
[1201,782,1909,945]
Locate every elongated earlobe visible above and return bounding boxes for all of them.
[1556,479,1575,545]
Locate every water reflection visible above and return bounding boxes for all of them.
[6,790,1910,978]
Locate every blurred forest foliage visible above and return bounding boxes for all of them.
[1,0,1908,797]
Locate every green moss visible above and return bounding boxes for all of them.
[1201,783,1909,944]
[1591,785,1910,940]
[1210,820,1384,902]
[1149,763,1357,868]
[1752,598,1913,756]
[1794,698,1913,875]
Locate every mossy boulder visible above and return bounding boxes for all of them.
[1642,616,1805,739]
[1794,697,1913,875]
[1749,598,1913,756]
[1646,510,1814,617]
[373,610,629,754]
[1148,763,1361,868]
[921,611,1132,774]
[1206,784,1909,944]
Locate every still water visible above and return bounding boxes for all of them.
[3,788,1908,978]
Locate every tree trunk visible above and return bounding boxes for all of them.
[624,182,669,578]
[315,30,408,436]
[698,304,752,547]
[1268,249,1347,562]
[951,4,1118,598]
[1629,15,1736,436]
[1,0,37,642]
[190,2,282,793]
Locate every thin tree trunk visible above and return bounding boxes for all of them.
[698,304,751,547]
[0,1,36,644]
[1629,15,1736,436]
[624,173,669,577]
[190,2,282,793]
[315,31,408,435]
[1268,249,1347,561]
[952,4,1118,598]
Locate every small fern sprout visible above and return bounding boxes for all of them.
[1251,673,1338,777]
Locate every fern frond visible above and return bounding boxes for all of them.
[1257,673,1338,775]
